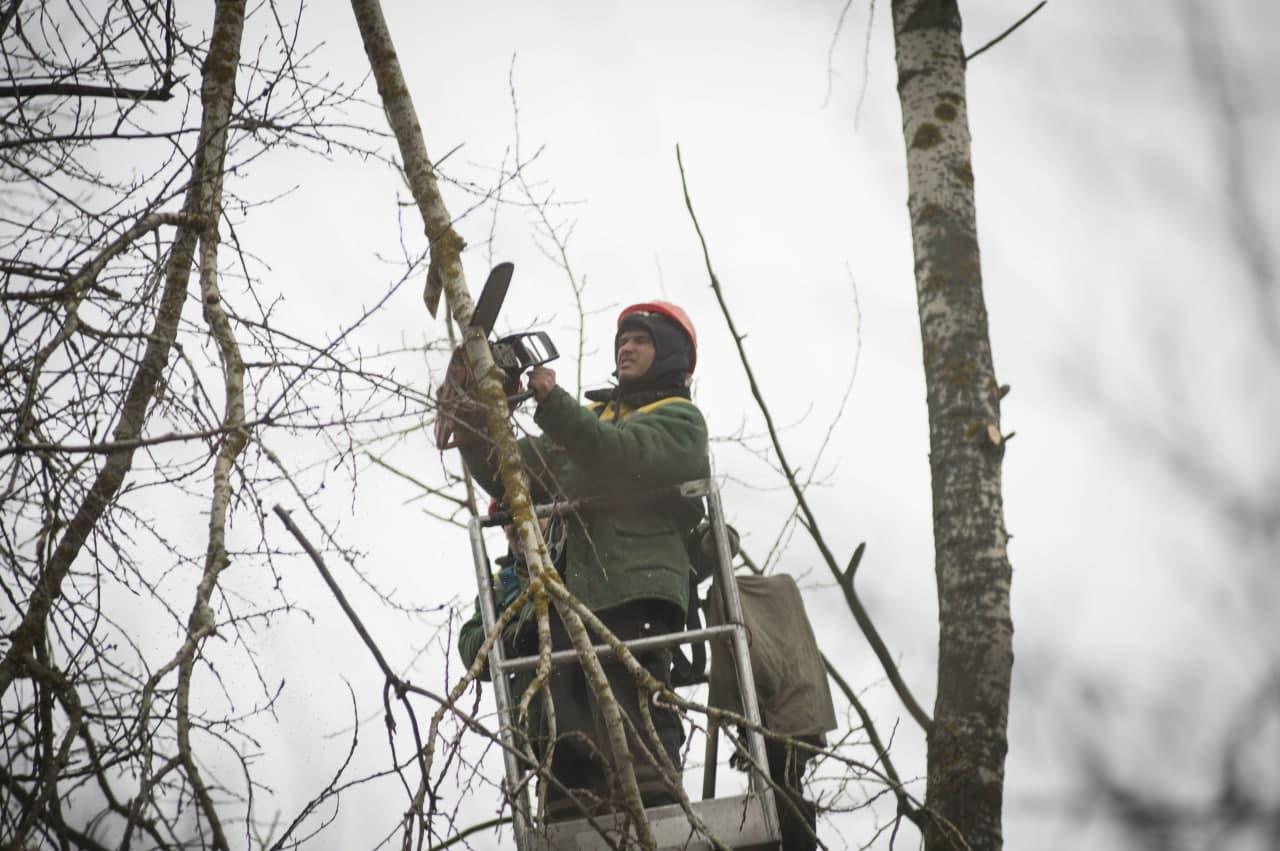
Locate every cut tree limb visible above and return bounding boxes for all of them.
[345,0,656,844]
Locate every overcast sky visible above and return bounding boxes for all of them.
[68,0,1279,848]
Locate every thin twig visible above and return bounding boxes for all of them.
[2,416,277,457]
[674,144,932,733]
[822,0,857,110]
[425,816,513,850]
[820,654,923,828]
[274,506,401,680]
[855,0,877,127]
[0,82,175,100]
[965,1,1047,63]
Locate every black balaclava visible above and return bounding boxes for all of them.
[614,312,692,392]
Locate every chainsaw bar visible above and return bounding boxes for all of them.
[470,262,513,335]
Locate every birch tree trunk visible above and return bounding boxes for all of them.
[889,2,1014,849]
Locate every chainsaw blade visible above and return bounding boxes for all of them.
[469,262,514,335]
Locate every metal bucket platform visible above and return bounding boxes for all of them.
[469,478,780,850]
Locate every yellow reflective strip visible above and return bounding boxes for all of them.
[597,403,630,422]
[588,395,692,422]
[633,396,695,415]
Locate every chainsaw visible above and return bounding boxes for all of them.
[434,262,560,449]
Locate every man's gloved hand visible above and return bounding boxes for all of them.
[687,521,741,583]
[502,612,539,659]
[434,345,488,449]
[528,365,557,403]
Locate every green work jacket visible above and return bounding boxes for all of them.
[460,385,709,616]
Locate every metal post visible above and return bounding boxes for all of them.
[468,517,534,845]
[702,715,720,801]
[706,485,780,841]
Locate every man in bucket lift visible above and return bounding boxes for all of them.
[453,301,708,819]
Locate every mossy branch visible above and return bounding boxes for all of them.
[346,0,656,843]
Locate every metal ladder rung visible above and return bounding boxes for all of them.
[495,623,741,674]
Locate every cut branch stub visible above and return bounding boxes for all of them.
[844,542,867,586]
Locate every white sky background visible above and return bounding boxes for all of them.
[66,0,1279,848]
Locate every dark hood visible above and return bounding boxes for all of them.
[613,312,692,392]
[584,383,692,409]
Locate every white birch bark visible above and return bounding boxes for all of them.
[890,2,1014,849]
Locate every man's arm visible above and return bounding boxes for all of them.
[533,386,708,485]
[457,433,558,504]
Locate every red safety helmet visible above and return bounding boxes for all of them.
[617,301,698,374]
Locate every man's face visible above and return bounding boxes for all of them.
[616,328,656,382]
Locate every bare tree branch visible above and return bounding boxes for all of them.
[675,143,932,734]
[965,1,1047,63]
